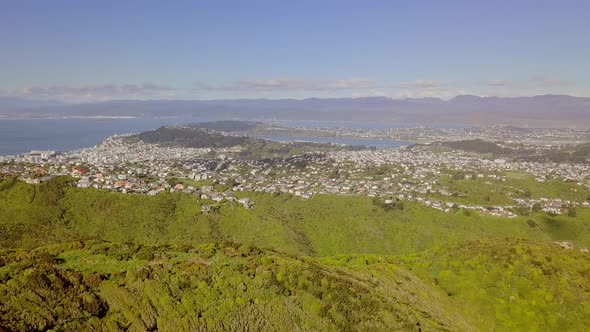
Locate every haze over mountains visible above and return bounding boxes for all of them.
[1,94,589,127]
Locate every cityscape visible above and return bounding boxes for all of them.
[3,124,589,220]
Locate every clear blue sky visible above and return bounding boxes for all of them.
[1,0,588,101]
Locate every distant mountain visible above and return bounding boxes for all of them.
[0,96,64,111]
[1,95,589,127]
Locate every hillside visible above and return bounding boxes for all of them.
[402,238,590,330]
[434,139,510,155]
[2,178,590,329]
[520,142,590,163]
[431,139,590,163]
[0,241,470,331]
[136,126,249,148]
[133,125,358,159]
[3,178,590,254]
[331,238,590,331]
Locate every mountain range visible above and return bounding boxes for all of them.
[1,94,589,127]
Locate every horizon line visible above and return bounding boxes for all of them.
[1,93,586,104]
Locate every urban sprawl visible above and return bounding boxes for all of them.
[2,126,590,218]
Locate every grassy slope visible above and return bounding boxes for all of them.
[2,179,590,330]
[2,179,590,255]
[434,172,588,206]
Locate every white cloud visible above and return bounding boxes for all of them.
[195,77,462,99]
[530,76,575,87]
[475,76,578,97]
[388,80,465,99]
[194,77,378,92]
[393,80,446,89]
[18,83,178,101]
[12,75,579,102]
[485,80,513,86]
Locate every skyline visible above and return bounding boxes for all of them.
[2,0,589,101]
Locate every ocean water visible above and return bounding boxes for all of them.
[274,120,415,130]
[0,118,192,155]
[275,120,465,130]
[253,135,410,148]
[0,118,411,156]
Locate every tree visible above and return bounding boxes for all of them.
[452,171,465,180]
[328,169,339,179]
[514,206,530,216]
[225,177,238,188]
[567,206,577,218]
[167,177,180,187]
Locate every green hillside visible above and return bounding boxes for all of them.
[325,238,590,331]
[2,178,590,254]
[402,238,590,330]
[1,178,590,330]
[136,126,249,148]
[0,241,470,331]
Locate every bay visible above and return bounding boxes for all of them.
[0,118,411,156]
[253,134,410,148]
[0,118,193,155]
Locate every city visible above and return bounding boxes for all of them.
[3,124,589,219]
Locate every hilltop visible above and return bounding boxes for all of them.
[132,125,362,159]
[135,125,250,149]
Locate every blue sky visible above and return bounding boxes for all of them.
[1,0,588,101]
